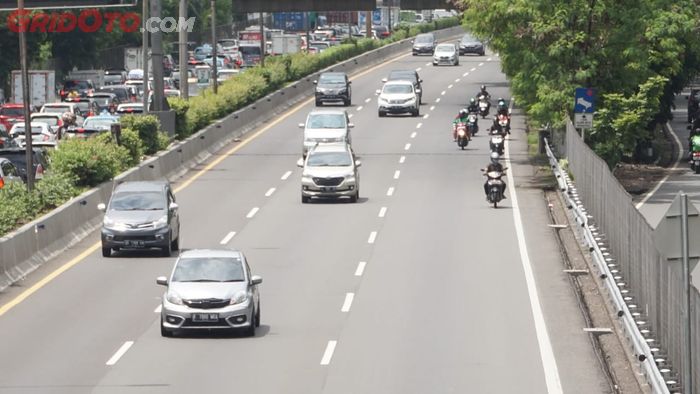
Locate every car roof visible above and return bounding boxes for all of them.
[114,180,169,193]
[178,248,243,259]
[307,108,348,116]
[85,115,118,121]
[384,80,414,86]
[320,72,346,77]
[43,102,74,107]
[309,142,351,154]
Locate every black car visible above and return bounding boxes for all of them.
[314,72,352,106]
[412,33,436,55]
[0,124,17,149]
[96,85,136,104]
[88,92,119,113]
[459,34,485,56]
[60,79,95,100]
[0,147,49,182]
[382,70,423,105]
[104,69,127,86]
[99,181,181,257]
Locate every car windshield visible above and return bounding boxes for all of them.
[307,114,346,128]
[42,106,70,114]
[172,257,245,282]
[436,44,454,52]
[461,35,477,43]
[31,117,58,126]
[319,74,345,84]
[415,35,433,43]
[109,191,164,211]
[13,125,44,134]
[384,84,413,94]
[240,46,261,55]
[307,151,352,167]
[84,119,115,129]
[64,80,89,89]
[0,107,23,116]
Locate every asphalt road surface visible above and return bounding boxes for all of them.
[0,40,610,393]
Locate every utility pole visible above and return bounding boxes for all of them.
[178,0,188,99]
[211,0,218,94]
[387,0,392,33]
[18,0,33,191]
[151,0,165,111]
[365,10,371,38]
[305,11,310,52]
[142,0,149,113]
[259,11,265,67]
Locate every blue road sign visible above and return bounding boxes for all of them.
[574,87,595,113]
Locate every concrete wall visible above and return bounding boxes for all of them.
[0,25,464,291]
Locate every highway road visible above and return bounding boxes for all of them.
[0,38,610,393]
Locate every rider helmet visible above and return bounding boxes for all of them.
[480,85,486,91]
[459,109,468,116]
[490,151,500,163]
[470,98,475,104]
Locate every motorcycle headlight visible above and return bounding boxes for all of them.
[153,215,168,229]
[230,290,248,305]
[166,291,183,305]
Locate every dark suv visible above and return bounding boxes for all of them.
[99,181,181,257]
[382,70,423,105]
[314,72,352,106]
[412,33,436,55]
[0,147,49,182]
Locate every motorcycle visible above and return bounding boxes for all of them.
[497,113,510,134]
[478,95,490,119]
[691,150,700,174]
[467,113,479,136]
[454,122,469,149]
[484,169,506,208]
[489,131,505,156]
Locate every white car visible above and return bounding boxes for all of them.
[433,43,459,66]
[298,109,353,157]
[30,113,65,136]
[116,103,144,115]
[9,122,56,147]
[376,80,420,117]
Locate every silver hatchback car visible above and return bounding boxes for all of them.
[157,249,262,337]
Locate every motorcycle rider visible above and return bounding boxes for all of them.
[690,129,700,159]
[453,109,471,141]
[475,85,491,101]
[496,98,508,115]
[482,151,506,199]
[489,116,506,135]
[466,98,478,114]
[689,127,700,159]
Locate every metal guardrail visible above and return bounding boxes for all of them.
[544,138,672,394]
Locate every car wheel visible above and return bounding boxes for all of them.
[413,108,420,117]
[350,191,358,203]
[102,246,111,257]
[171,234,179,251]
[301,195,310,203]
[255,302,261,327]
[378,111,385,117]
[246,307,256,337]
[160,316,173,337]
[162,234,172,257]
[344,99,351,106]
[315,100,321,106]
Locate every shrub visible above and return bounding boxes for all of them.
[35,172,79,209]
[168,97,190,139]
[118,114,162,154]
[0,182,41,234]
[50,138,130,187]
[96,128,144,167]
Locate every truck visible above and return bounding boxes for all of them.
[271,34,302,55]
[272,12,307,32]
[67,69,105,88]
[124,47,152,73]
[11,70,56,109]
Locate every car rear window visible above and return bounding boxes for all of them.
[31,116,58,126]
[0,107,23,116]
[64,80,90,89]
[98,88,128,101]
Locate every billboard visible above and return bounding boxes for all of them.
[0,0,136,11]
[399,0,454,10]
[232,0,376,12]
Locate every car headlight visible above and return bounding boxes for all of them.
[166,291,183,305]
[104,216,128,231]
[153,215,168,229]
[230,290,248,305]
[378,97,388,104]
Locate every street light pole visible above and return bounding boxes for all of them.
[18,0,33,191]
[211,0,218,94]
[178,0,188,99]
[142,0,149,113]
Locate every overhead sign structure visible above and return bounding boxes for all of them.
[0,0,135,11]
[232,0,376,12]
[400,0,454,10]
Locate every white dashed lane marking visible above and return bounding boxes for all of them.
[404,143,411,150]
[387,187,395,196]
[399,156,406,164]
[410,132,417,139]
[265,187,276,197]
[106,341,134,366]
[355,261,367,276]
[394,170,401,179]
[281,171,292,180]
[365,98,371,103]
[430,106,435,111]
[220,231,236,245]
[246,207,259,218]
[378,207,387,217]
[320,341,337,365]
[341,293,355,312]
[416,123,422,128]
[368,231,378,244]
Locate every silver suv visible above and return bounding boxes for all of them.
[299,109,353,157]
[297,143,361,203]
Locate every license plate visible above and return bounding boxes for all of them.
[322,187,336,192]
[192,313,218,322]
[125,240,145,247]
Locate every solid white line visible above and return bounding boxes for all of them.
[435,98,441,103]
[246,207,259,218]
[448,84,453,89]
[220,231,236,245]
[281,171,292,180]
[365,97,371,103]
[341,293,355,312]
[416,122,422,129]
[479,62,484,66]
[470,67,476,71]
[355,261,367,276]
[423,114,429,119]
[410,132,417,139]
[320,340,337,365]
[154,304,162,313]
[106,341,134,366]
[416,67,422,71]
[367,231,377,244]
[441,91,446,96]
[378,207,387,217]
[394,170,401,179]
[357,106,363,111]
[635,121,683,209]
[265,187,276,197]
[463,72,469,77]
[503,102,563,393]
[487,57,493,61]
[455,78,460,82]
[387,187,395,196]
[404,143,411,151]
[399,156,406,164]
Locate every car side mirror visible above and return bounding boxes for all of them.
[375,89,381,95]
[419,79,423,83]
[169,202,178,211]
[381,78,388,83]
[156,276,168,286]
[298,123,306,128]
[312,80,317,84]
[348,81,352,85]
[296,158,304,167]
[356,160,362,167]
[251,275,263,285]
[348,123,355,128]
[97,203,106,211]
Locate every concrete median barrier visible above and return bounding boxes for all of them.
[0,25,465,291]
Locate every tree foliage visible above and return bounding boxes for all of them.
[461,0,700,165]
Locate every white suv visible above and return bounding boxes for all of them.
[297,143,361,203]
[376,80,419,117]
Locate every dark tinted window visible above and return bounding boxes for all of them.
[0,107,23,116]
[318,74,346,84]
[415,34,433,43]
[240,46,261,55]
[388,71,417,83]
[64,80,90,90]
[97,87,128,101]
[172,257,245,282]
